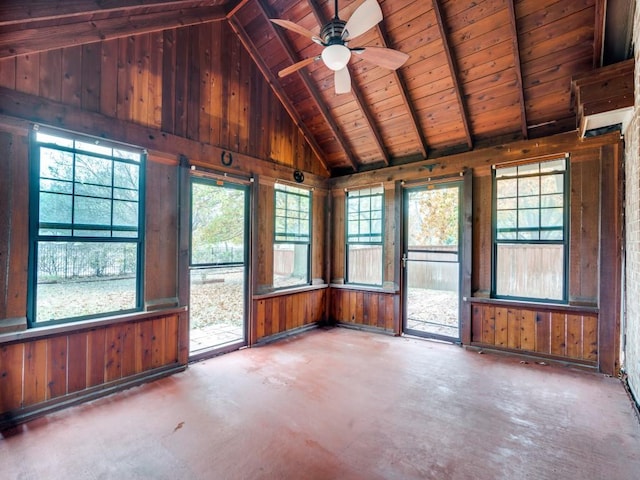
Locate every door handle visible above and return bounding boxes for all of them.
[402,253,408,268]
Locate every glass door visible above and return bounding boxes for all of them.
[403,181,462,341]
[189,178,248,356]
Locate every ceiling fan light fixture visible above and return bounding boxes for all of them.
[322,44,351,71]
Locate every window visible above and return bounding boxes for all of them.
[346,186,384,286]
[492,157,568,302]
[273,183,311,288]
[29,127,145,325]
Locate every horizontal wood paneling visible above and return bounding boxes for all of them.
[330,288,398,333]
[0,313,181,417]
[253,289,326,342]
[471,304,597,363]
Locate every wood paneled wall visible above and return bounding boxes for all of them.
[471,303,598,364]
[0,312,184,424]
[253,288,326,343]
[0,21,323,176]
[329,289,399,334]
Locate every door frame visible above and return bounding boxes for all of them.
[400,170,472,344]
[178,160,253,361]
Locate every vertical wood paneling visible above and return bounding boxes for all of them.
[150,317,165,369]
[331,191,345,283]
[86,328,106,388]
[23,340,46,407]
[174,27,189,136]
[104,325,123,383]
[252,290,326,342]
[520,310,536,351]
[535,311,551,354]
[67,332,88,393]
[0,343,24,411]
[494,307,508,347]
[161,29,176,133]
[187,26,200,141]
[256,181,274,290]
[100,39,118,118]
[136,320,153,373]
[566,314,582,358]
[0,57,16,88]
[61,46,82,107]
[550,312,566,356]
[164,314,179,364]
[116,36,133,121]
[583,314,598,361]
[506,308,520,349]
[2,314,183,419]
[471,304,598,363]
[16,53,39,95]
[482,305,495,344]
[198,22,212,144]
[145,161,178,302]
[120,322,137,377]
[81,43,101,112]
[39,49,62,101]
[471,304,483,342]
[148,31,163,128]
[46,336,67,399]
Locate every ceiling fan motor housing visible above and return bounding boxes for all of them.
[320,19,347,46]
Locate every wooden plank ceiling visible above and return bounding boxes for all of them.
[0,0,603,175]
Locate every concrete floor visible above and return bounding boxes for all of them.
[2,327,639,479]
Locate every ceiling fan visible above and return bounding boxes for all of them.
[271,0,409,94]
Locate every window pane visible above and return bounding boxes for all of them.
[541,208,563,228]
[517,163,539,175]
[273,243,308,288]
[40,148,73,180]
[114,162,139,190]
[348,245,382,285]
[497,178,517,198]
[518,195,539,209]
[518,177,539,196]
[497,210,516,229]
[113,200,138,227]
[75,155,112,186]
[75,141,112,156]
[495,244,563,300]
[541,174,564,194]
[518,209,539,229]
[497,197,517,210]
[36,132,74,148]
[74,196,111,225]
[75,183,111,198]
[39,192,72,225]
[35,241,138,322]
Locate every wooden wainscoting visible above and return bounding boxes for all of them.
[0,311,185,425]
[470,301,598,366]
[330,288,399,334]
[253,288,327,343]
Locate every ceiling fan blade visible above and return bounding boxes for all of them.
[334,67,351,94]
[343,0,383,41]
[270,19,320,43]
[278,56,319,78]
[354,46,409,70]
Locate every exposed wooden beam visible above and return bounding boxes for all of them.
[259,0,358,171]
[506,0,528,140]
[593,0,606,68]
[0,1,221,26]
[226,12,331,175]
[330,130,621,190]
[0,5,226,58]
[431,0,473,150]
[0,87,330,184]
[307,0,389,166]
[376,22,428,159]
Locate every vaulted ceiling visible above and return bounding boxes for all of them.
[0,0,633,176]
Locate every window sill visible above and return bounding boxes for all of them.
[253,283,328,300]
[467,296,598,314]
[329,283,399,294]
[0,306,187,345]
